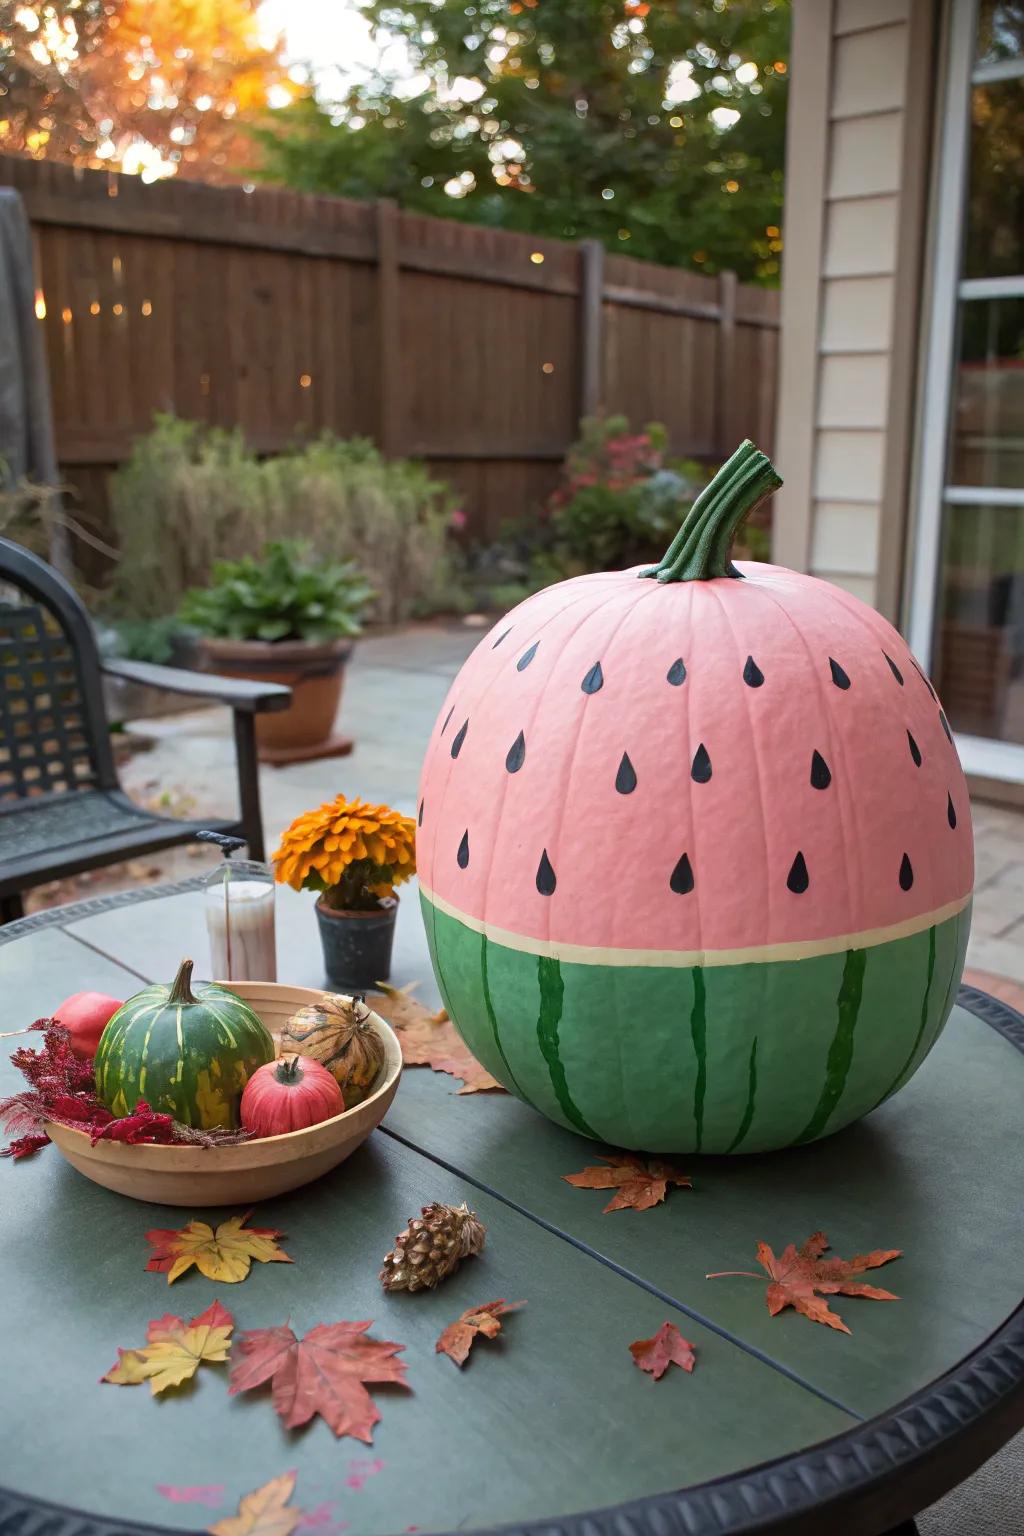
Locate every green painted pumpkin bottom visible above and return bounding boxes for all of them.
[422,893,972,1153]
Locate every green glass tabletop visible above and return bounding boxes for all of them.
[0,881,1022,1536]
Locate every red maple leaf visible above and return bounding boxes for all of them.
[435,1299,525,1367]
[629,1322,696,1379]
[707,1230,902,1333]
[229,1320,408,1442]
[563,1152,692,1212]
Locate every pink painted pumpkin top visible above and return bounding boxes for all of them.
[417,563,973,956]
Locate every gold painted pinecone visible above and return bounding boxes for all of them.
[379,1201,486,1292]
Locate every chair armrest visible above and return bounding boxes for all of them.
[102,658,292,714]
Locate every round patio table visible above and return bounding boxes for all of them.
[0,879,1022,1536]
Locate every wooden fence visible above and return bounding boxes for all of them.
[1,155,780,543]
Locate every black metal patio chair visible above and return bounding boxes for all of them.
[0,537,291,922]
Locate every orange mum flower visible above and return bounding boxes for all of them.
[272,794,417,897]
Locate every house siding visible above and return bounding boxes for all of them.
[774,0,937,618]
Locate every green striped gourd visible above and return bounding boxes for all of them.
[94,958,275,1130]
[416,441,973,1154]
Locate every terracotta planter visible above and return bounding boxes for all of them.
[316,896,398,990]
[197,635,353,760]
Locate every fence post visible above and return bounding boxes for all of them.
[579,238,605,420]
[715,268,738,457]
[375,199,401,456]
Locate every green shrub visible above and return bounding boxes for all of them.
[180,539,372,644]
[108,416,457,625]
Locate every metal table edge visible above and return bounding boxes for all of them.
[0,891,1022,1536]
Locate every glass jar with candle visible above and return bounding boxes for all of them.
[201,854,278,983]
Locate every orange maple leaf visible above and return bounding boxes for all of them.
[629,1322,696,1379]
[563,1152,692,1212]
[707,1230,901,1333]
[229,1319,409,1443]
[208,1472,303,1536]
[146,1210,292,1284]
[371,983,505,1094]
[436,1299,525,1368]
[102,1300,235,1394]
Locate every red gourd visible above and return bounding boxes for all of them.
[54,992,123,1061]
[240,1054,344,1138]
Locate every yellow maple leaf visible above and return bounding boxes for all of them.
[103,1301,234,1395]
[146,1210,293,1284]
[208,1472,304,1536]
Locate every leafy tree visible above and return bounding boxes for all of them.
[0,0,295,181]
[254,0,788,281]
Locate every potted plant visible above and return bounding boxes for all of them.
[272,793,417,988]
[180,539,372,763]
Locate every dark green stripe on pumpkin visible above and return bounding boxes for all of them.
[796,947,867,1143]
[480,930,524,1096]
[536,955,597,1137]
[690,966,707,1151]
[872,923,937,1109]
[726,1037,758,1152]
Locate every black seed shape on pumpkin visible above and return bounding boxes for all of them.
[691,743,712,783]
[899,853,914,891]
[829,658,851,690]
[417,799,424,827]
[810,750,831,790]
[536,849,557,896]
[457,831,470,869]
[517,641,539,672]
[907,730,922,767]
[947,793,957,830]
[506,731,526,773]
[884,652,905,685]
[492,627,512,649]
[787,852,809,894]
[939,709,953,744]
[743,655,765,688]
[615,752,637,794]
[667,657,687,686]
[670,853,694,894]
[581,661,604,694]
[450,719,468,759]
[441,704,455,734]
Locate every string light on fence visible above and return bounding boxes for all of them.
[541,361,555,374]
[530,251,544,264]
[141,300,153,316]
[61,306,72,324]
[34,290,46,319]
[90,301,100,315]
[200,372,211,395]
[299,373,312,389]
[112,302,124,316]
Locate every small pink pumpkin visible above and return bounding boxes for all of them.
[240,1054,344,1138]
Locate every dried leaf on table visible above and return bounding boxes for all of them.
[208,1473,304,1536]
[102,1299,234,1394]
[370,982,504,1094]
[436,1299,525,1367]
[563,1152,692,1212]
[229,1320,409,1443]
[629,1322,696,1379]
[707,1230,901,1333]
[146,1209,293,1285]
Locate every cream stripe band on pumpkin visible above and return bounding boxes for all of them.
[418,883,973,970]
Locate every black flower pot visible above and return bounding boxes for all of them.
[315,896,398,990]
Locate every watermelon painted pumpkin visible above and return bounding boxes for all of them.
[417,442,973,1154]
[94,958,275,1129]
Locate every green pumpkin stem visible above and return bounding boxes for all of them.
[276,1055,303,1084]
[640,439,782,583]
[167,958,198,1006]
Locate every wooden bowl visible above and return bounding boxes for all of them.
[43,982,402,1207]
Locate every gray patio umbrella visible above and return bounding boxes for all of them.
[0,185,68,572]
